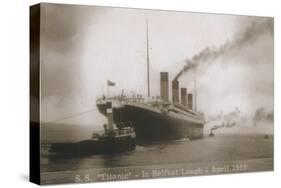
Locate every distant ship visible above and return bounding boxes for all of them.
[96,19,205,142]
[209,130,214,137]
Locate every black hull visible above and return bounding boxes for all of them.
[49,136,136,158]
[97,102,204,141]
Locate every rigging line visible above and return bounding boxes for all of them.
[45,107,98,124]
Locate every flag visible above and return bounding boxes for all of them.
[107,80,115,86]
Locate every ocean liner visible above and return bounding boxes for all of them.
[96,20,205,142]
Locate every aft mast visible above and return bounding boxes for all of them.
[146,18,150,97]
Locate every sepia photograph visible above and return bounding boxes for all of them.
[30,3,273,185]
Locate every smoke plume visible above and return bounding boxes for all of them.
[207,106,273,135]
[174,17,273,81]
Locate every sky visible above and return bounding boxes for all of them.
[40,3,273,128]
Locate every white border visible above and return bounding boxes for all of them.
[0,0,279,188]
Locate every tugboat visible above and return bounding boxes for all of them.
[49,102,136,158]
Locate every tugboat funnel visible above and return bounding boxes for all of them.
[106,102,114,132]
